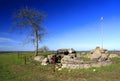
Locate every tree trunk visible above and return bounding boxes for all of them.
[35,31,38,56]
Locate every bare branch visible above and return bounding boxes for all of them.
[11,7,47,56]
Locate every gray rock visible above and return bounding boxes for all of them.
[98,53,108,61]
[88,47,109,61]
[61,55,71,63]
[61,64,68,68]
[109,54,120,58]
[47,54,55,63]
[101,61,112,66]
[91,62,101,67]
[89,47,102,59]
[84,63,91,69]
[68,48,75,54]
[34,56,44,62]
[69,53,76,58]
[41,58,49,65]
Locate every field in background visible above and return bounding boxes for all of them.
[0,52,120,81]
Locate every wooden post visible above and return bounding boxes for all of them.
[24,55,26,65]
[29,56,32,60]
[53,56,56,72]
[17,52,19,58]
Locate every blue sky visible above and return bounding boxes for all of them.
[1,0,120,51]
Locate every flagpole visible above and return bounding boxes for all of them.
[101,17,104,49]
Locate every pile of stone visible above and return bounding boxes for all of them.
[34,54,56,65]
[60,47,112,69]
[33,47,120,69]
[87,46,109,61]
[33,48,77,66]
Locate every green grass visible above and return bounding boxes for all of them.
[80,57,91,61]
[0,52,120,81]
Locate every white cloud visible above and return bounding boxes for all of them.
[0,37,17,43]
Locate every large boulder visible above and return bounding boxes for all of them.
[69,53,76,58]
[61,55,83,64]
[57,49,68,55]
[68,48,76,54]
[34,56,44,62]
[88,47,109,61]
[61,55,72,64]
[47,54,55,63]
[109,54,120,58]
[57,48,76,55]
[41,58,49,65]
[61,55,77,64]
[98,53,109,61]
[88,47,102,60]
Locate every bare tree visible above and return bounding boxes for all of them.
[38,46,49,52]
[12,7,46,56]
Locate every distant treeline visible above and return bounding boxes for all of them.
[0,51,33,53]
[0,51,56,54]
[1,50,120,54]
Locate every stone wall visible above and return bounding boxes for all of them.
[61,60,112,69]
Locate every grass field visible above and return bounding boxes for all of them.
[0,52,120,81]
